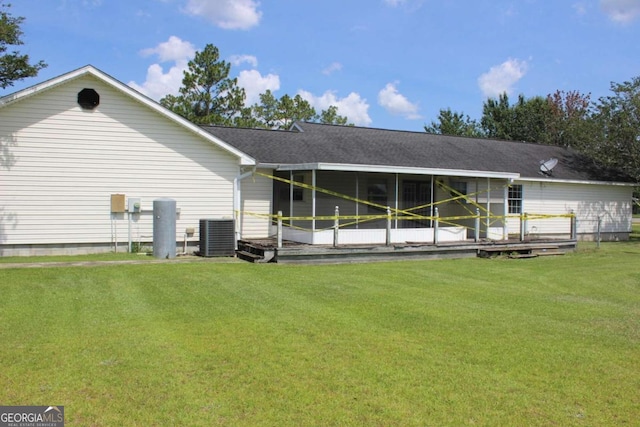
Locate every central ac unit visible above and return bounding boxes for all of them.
[199,219,235,257]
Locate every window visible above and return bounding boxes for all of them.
[508,184,523,214]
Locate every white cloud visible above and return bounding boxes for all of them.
[322,62,343,76]
[377,82,421,119]
[298,90,372,126]
[477,58,528,98]
[237,70,280,106]
[139,36,196,62]
[229,54,258,67]
[600,0,640,23]
[383,0,406,7]
[183,0,262,30]
[129,62,187,100]
[129,36,196,100]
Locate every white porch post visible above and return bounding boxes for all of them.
[355,173,360,229]
[430,175,435,227]
[312,169,317,232]
[386,207,391,246]
[334,206,340,247]
[394,173,399,229]
[277,211,283,248]
[289,170,294,227]
[486,177,491,238]
[503,183,509,240]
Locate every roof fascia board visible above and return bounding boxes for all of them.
[1,65,256,166]
[274,162,519,179]
[0,67,92,107]
[516,177,637,187]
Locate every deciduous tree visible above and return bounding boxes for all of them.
[0,3,46,89]
[546,90,594,150]
[481,93,553,143]
[251,91,351,129]
[319,105,350,126]
[425,108,484,137]
[591,77,640,181]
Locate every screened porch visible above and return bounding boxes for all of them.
[267,168,519,246]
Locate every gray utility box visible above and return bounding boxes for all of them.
[199,219,235,257]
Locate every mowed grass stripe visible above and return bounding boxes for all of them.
[1,243,638,426]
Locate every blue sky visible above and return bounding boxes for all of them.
[4,0,640,131]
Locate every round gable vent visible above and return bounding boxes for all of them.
[78,88,100,110]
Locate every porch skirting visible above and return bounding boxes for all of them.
[281,226,469,245]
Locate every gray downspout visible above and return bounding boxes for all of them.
[234,167,256,245]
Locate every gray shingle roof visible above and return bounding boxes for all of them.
[201,122,633,183]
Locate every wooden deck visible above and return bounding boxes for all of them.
[236,238,578,264]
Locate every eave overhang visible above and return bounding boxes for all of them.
[264,162,520,180]
[516,176,638,187]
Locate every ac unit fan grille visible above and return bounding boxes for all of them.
[199,219,235,257]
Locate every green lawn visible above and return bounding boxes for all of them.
[1,242,639,426]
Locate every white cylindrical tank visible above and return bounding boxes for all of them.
[153,198,176,259]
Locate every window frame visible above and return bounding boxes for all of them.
[508,184,523,214]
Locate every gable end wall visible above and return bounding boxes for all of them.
[0,75,239,255]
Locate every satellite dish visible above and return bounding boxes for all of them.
[539,158,558,175]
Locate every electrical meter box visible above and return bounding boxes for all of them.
[128,198,141,213]
[111,194,126,213]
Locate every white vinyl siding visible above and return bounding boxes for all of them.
[240,171,273,238]
[0,75,239,253]
[507,181,632,237]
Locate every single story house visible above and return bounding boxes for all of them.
[0,66,635,256]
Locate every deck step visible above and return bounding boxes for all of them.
[534,250,565,257]
[236,250,264,263]
[508,253,538,259]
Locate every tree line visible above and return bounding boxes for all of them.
[426,80,640,182]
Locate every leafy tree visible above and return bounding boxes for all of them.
[591,76,640,181]
[233,106,263,129]
[160,44,245,125]
[512,95,553,144]
[252,90,281,129]
[251,91,322,129]
[480,93,514,140]
[546,90,595,150]
[425,108,484,137]
[0,3,46,89]
[480,93,553,143]
[318,105,350,125]
[277,94,316,128]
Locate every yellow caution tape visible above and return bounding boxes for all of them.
[244,172,576,229]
